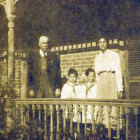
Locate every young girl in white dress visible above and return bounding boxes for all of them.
[61,68,83,138]
[61,68,83,121]
[80,68,97,123]
[61,68,79,99]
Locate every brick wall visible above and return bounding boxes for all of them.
[60,51,99,82]
[14,52,28,98]
[0,51,27,98]
[15,58,21,98]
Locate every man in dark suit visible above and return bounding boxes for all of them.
[28,36,61,98]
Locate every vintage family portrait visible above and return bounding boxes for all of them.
[0,0,140,139]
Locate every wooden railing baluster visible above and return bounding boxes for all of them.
[69,105,73,137]
[43,105,48,140]
[116,107,120,140]
[62,105,66,138]
[76,105,80,137]
[91,105,96,135]
[107,106,112,140]
[37,104,42,139]
[125,107,130,140]
[25,104,30,121]
[37,105,42,125]
[134,108,138,140]
[98,106,103,124]
[97,106,104,138]
[25,104,30,140]
[50,105,54,140]
[20,104,23,127]
[23,105,26,128]
[83,105,87,135]
[32,104,35,120]
[120,107,125,130]
[56,105,60,140]
[31,105,36,139]
[16,104,20,127]
[15,104,20,139]
[20,104,24,139]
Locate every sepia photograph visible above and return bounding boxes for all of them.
[0,0,140,139]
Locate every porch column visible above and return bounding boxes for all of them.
[7,16,15,91]
[0,0,19,94]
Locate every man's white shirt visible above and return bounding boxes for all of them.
[39,49,47,57]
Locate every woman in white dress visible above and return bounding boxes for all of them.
[94,37,123,128]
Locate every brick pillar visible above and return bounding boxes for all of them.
[14,53,21,98]
[21,53,27,99]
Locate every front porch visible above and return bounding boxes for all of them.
[0,42,139,139]
[0,1,140,139]
[1,98,139,140]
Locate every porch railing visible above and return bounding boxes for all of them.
[7,99,140,139]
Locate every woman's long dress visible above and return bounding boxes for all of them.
[94,49,123,128]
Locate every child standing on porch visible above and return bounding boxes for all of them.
[61,68,84,119]
[61,68,80,99]
[61,68,83,138]
[61,68,84,120]
[80,68,97,123]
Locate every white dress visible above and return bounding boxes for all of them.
[61,82,82,122]
[80,82,97,123]
[61,82,83,99]
[94,49,123,128]
[94,49,123,98]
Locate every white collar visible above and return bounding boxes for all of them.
[67,82,79,86]
[99,49,111,56]
[39,49,47,57]
[86,82,96,86]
